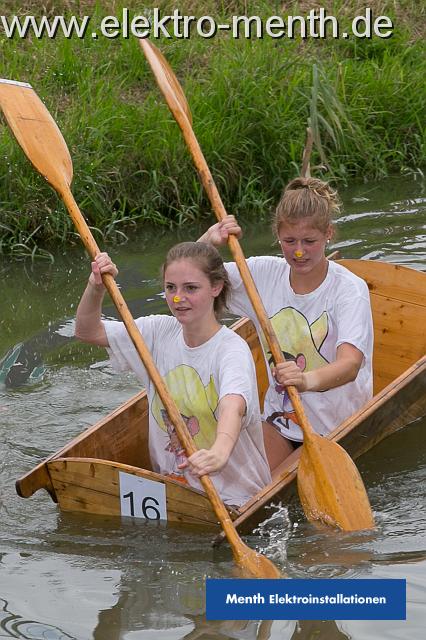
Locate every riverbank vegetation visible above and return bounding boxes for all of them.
[0,1,424,257]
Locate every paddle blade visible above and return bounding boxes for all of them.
[139,40,193,125]
[0,79,73,194]
[235,546,282,578]
[297,435,375,531]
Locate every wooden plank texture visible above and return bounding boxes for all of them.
[48,458,234,526]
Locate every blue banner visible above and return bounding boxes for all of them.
[206,578,406,620]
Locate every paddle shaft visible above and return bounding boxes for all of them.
[168,105,314,439]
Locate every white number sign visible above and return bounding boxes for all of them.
[119,471,167,521]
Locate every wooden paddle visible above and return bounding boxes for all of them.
[139,41,375,532]
[0,78,281,578]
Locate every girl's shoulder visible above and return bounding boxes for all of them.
[217,325,252,353]
[328,260,369,296]
[135,313,181,339]
[246,255,289,279]
[247,254,287,268]
[211,327,256,379]
[227,255,287,271]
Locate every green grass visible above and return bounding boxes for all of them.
[0,1,424,257]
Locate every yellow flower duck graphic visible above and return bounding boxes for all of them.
[262,307,329,432]
[151,365,219,481]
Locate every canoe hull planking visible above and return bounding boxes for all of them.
[47,458,236,527]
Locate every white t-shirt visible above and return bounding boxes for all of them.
[103,316,271,506]
[226,257,373,441]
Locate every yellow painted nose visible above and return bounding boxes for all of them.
[295,250,304,258]
[173,295,181,303]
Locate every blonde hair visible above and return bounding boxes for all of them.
[272,177,341,235]
[161,242,230,317]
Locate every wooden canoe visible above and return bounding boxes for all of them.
[16,259,426,534]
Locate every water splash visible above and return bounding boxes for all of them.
[253,502,294,563]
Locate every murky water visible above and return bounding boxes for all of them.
[0,176,425,639]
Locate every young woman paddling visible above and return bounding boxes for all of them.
[75,242,271,506]
[199,177,374,472]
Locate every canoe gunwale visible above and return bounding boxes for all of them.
[48,455,230,502]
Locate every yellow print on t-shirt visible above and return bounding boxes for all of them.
[262,307,329,371]
[262,307,329,432]
[151,365,219,454]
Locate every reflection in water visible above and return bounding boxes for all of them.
[92,572,352,640]
[26,514,354,640]
[291,620,350,640]
[180,619,274,640]
[92,571,351,640]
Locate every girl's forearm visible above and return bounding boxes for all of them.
[182,396,245,476]
[304,357,361,392]
[214,395,245,457]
